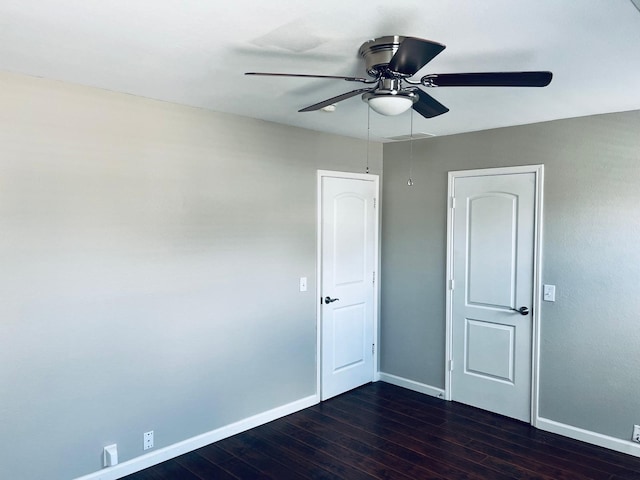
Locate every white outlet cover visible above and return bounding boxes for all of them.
[144,431,154,450]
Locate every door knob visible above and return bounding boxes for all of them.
[324,296,340,304]
[511,306,529,316]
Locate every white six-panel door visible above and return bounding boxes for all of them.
[449,169,538,422]
[319,173,377,401]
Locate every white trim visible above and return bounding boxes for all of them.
[444,173,455,401]
[445,165,544,425]
[74,395,318,480]
[537,417,640,458]
[530,166,544,426]
[316,170,380,401]
[378,373,445,399]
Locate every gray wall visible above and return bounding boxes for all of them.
[381,110,640,442]
[0,71,382,480]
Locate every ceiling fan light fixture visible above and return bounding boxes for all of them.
[363,92,416,116]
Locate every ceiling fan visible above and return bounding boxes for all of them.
[246,35,552,118]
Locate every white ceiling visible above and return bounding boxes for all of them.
[2,0,640,141]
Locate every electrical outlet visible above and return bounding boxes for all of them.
[633,425,640,443]
[144,430,154,450]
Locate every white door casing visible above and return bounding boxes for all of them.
[445,166,543,424]
[317,171,378,401]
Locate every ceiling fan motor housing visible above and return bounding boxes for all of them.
[359,35,407,77]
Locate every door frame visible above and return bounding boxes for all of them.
[316,170,381,401]
[444,164,544,426]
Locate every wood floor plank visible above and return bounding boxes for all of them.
[350,385,450,427]
[316,400,488,466]
[121,459,201,480]
[442,411,635,477]
[610,472,640,480]
[237,428,341,480]
[194,443,236,465]
[336,392,576,480]
[302,406,484,480]
[345,386,615,479]
[353,384,637,478]
[174,451,238,480]
[323,395,533,480]
[256,423,378,480]
[195,442,271,480]
[215,432,309,480]
[215,456,272,480]
[284,410,446,480]
[121,382,640,480]
[269,417,419,479]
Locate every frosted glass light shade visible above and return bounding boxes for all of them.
[367,95,413,116]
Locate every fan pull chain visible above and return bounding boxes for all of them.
[407,109,414,186]
[366,106,371,174]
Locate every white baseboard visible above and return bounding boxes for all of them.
[74,394,319,480]
[537,417,640,458]
[378,372,445,399]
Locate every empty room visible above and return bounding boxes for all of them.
[1,1,640,479]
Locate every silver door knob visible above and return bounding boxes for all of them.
[324,296,340,304]
[511,306,529,315]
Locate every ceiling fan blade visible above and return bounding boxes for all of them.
[423,71,553,87]
[388,37,446,76]
[412,89,449,118]
[299,88,375,112]
[245,72,374,83]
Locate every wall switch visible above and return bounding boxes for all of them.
[143,431,154,450]
[543,284,556,302]
[299,277,307,292]
[103,444,118,467]
[633,425,640,443]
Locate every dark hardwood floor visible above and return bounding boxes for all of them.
[122,382,640,479]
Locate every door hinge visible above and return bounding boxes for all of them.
[449,279,455,290]
[373,197,377,208]
[448,360,454,371]
[372,271,376,285]
[451,196,456,209]
[372,343,375,355]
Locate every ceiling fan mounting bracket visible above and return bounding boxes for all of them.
[358,35,408,77]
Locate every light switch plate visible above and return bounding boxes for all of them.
[299,277,307,292]
[543,284,556,302]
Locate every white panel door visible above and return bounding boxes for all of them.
[451,172,536,421]
[320,175,376,401]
